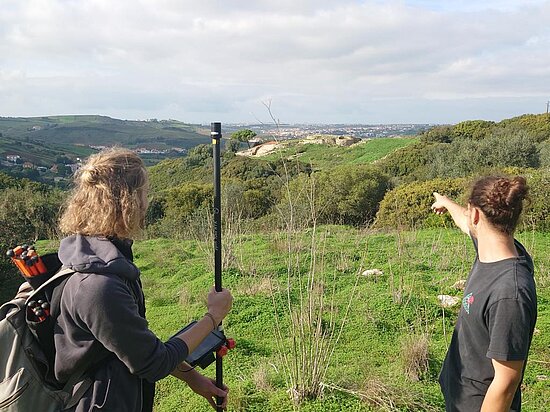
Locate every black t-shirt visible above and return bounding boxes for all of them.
[439,236,537,412]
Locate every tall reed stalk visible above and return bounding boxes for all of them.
[270,225,362,404]
[261,101,362,404]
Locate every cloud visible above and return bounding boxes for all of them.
[0,0,549,123]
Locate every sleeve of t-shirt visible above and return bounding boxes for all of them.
[486,298,533,361]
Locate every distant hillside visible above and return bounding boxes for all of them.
[376,113,550,184]
[0,115,209,147]
[0,115,209,163]
[0,115,211,181]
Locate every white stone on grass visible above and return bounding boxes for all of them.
[437,295,460,308]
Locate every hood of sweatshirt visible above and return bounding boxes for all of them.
[58,234,140,281]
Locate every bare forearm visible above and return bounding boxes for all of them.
[171,361,199,382]
[176,315,217,354]
[480,380,518,412]
[439,196,469,233]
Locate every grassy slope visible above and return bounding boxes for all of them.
[0,116,209,166]
[261,137,417,169]
[131,228,549,412]
[147,137,416,193]
[0,115,208,145]
[0,135,96,166]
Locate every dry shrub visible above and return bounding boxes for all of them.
[536,261,549,288]
[321,377,440,412]
[335,251,353,273]
[269,235,306,254]
[185,205,246,272]
[271,229,362,405]
[401,334,430,381]
[237,276,273,296]
[264,102,362,405]
[252,364,275,392]
[178,287,192,307]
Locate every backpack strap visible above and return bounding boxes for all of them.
[26,268,76,304]
[37,265,143,408]
[38,267,117,407]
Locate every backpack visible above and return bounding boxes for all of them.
[0,253,98,411]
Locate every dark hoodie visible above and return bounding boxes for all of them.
[54,235,188,411]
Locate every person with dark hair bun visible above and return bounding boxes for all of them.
[431,176,537,412]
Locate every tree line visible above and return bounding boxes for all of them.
[1,113,548,259]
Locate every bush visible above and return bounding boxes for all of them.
[148,145,216,192]
[317,165,389,225]
[497,114,550,143]
[480,131,540,169]
[221,180,273,220]
[376,170,549,231]
[222,156,310,181]
[420,125,454,143]
[375,177,469,229]
[0,186,64,241]
[420,121,495,144]
[519,168,550,231]
[0,179,64,299]
[222,157,276,180]
[377,142,441,179]
[426,140,480,179]
[539,140,550,168]
[145,196,167,226]
[0,223,19,298]
[146,183,212,238]
[241,187,273,219]
[427,132,541,179]
[451,120,495,140]
[276,165,390,227]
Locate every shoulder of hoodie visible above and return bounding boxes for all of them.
[62,270,133,309]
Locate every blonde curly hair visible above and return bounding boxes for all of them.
[59,147,149,238]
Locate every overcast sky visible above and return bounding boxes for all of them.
[1,0,549,124]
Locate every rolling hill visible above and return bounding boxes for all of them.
[0,115,210,167]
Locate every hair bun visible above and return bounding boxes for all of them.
[469,175,528,234]
[506,176,528,206]
[488,176,527,210]
[489,179,511,208]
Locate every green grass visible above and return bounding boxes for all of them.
[262,137,417,169]
[128,227,549,411]
[2,228,547,410]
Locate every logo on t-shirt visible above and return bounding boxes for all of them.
[462,293,475,314]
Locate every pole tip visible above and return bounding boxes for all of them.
[211,122,222,137]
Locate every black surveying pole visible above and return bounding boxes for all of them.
[211,122,224,411]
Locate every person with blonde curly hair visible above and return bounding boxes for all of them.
[55,147,233,411]
[432,176,537,412]
[59,148,149,239]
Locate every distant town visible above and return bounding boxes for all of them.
[225,123,433,139]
